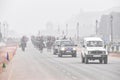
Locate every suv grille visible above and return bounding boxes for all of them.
[90,51,104,55]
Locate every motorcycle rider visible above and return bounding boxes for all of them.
[36,36,44,53]
[46,40,53,52]
[21,36,27,51]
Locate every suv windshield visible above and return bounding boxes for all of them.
[87,41,103,47]
[61,41,74,46]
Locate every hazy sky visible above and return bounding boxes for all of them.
[0,0,120,36]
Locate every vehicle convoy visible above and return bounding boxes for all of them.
[53,39,77,57]
[81,37,108,64]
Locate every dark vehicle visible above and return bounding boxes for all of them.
[21,42,26,51]
[36,37,45,53]
[57,40,77,57]
[38,41,44,53]
[46,41,53,52]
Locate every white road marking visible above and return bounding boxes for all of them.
[8,63,13,80]
[55,65,59,68]
[71,76,78,80]
[62,70,66,73]
[66,72,71,76]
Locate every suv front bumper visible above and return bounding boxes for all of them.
[60,50,76,55]
[86,54,107,59]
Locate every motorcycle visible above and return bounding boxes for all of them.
[21,42,26,51]
[39,46,43,53]
[38,42,45,53]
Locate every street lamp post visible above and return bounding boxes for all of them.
[57,25,60,37]
[110,15,113,52]
[0,22,2,42]
[110,15,113,44]
[0,22,1,32]
[3,23,6,39]
[76,22,79,43]
[96,20,98,35]
[6,23,8,38]
[66,24,68,37]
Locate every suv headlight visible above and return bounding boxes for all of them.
[61,47,65,51]
[103,51,106,54]
[73,47,76,50]
[88,51,91,54]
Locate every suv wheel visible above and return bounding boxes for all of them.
[99,59,102,64]
[53,51,56,55]
[104,56,108,64]
[53,49,57,55]
[72,53,76,57]
[58,53,62,57]
[82,56,85,63]
[85,56,88,64]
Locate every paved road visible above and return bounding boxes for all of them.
[4,42,120,80]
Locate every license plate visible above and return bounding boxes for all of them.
[93,55,101,57]
[67,48,72,51]
[66,51,71,52]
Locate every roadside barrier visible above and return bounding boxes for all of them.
[0,58,3,73]
[0,45,17,73]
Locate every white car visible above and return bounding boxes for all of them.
[81,37,108,64]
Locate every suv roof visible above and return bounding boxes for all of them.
[84,37,103,42]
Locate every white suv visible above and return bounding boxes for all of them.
[81,37,108,64]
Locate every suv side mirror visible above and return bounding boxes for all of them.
[74,44,77,46]
[104,45,106,48]
[83,45,85,47]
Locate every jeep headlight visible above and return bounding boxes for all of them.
[73,47,76,50]
[103,51,106,54]
[88,51,91,54]
[61,47,65,51]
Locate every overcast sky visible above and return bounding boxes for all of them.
[0,0,120,36]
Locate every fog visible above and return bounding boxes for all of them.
[0,0,120,37]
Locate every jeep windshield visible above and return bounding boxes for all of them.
[61,41,74,46]
[87,41,103,47]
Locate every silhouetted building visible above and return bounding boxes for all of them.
[98,12,120,43]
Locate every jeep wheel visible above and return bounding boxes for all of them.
[53,51,56,55]
[85,56,88,64]
[81,57,85,63]
[104,56,108,64]
[99,59,102,64]
[58,53,62,57]
[72,53,76,57]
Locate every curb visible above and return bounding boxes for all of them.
[109,53,120,58]
[0,46,17,74]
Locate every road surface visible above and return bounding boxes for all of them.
[2,42,120,80]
